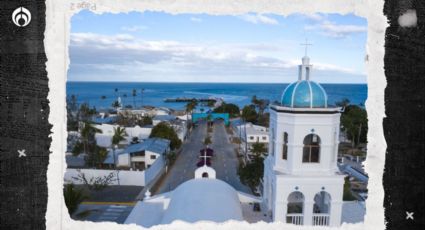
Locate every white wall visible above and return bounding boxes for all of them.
[64,168,145,186]
[144,155,166,185]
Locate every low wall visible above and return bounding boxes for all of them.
[145,155,166,185]
[64,168,146,186]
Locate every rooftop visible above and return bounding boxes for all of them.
[123,138,170,154]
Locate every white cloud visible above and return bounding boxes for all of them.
[190,17,202,23]
[303,13,324,22]
[239,14,279,25]
[304,14,366,39]
[68,33,364,83]
[121,25,148,32]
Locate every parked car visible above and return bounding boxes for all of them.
[197,159,211,167]
[199,148,214,156]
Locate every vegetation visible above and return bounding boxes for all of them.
[241,105,258,123]
[251,95,269,116]
[66,95,79,131]
[63,183,88,215]
[238,156,264,190]
[251,142,268,157]
[343,177,357,201]
[112,100,121,109]
[80,122,101,153]
[150,122,182,150]
[131,136,140,144]
[339,101,368,149]
[203,136,212,146]
[112,127,127,147]
[138,116,153,126]
[238,141,267,191]
[132,88,137,108]
[213,103,240,117]
[166,151,177,165]
[72,171,117,191]
[185,100,198,115]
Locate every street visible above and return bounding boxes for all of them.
[154,121,208,194]
[211,120,252,194]
[154,120,251,194]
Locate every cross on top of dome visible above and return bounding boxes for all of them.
[301,38,313,57]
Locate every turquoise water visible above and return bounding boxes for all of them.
[67,82,367,111]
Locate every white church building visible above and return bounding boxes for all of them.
[262,53,346,226]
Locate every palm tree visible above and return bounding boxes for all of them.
[80,122,102,160]
[111,127,127,168]
[64,183,88,216]
[185,100,198,125]
[132,89,137,109]
[140,88,145,108]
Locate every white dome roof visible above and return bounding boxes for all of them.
[161,179,243,224]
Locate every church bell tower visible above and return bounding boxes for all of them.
[262,49,345,226]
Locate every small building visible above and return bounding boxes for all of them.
[94,124,152,148]
[152,114,177,126]
[117,138,171,170]
[233,122,269,157]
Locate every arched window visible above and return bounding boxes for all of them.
[282,132,288,160]
[202,172,209,178]
[302,134,320,163]
[286,191,305,225]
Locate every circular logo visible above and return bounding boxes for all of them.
[12,7,31,27]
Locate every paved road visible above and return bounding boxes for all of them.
[154,120,252,195]
[155,121,208,194]
[211,120,252,194]
[74,204,134,223]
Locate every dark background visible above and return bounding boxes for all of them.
[383,0,425,229]
[0,0,424,229]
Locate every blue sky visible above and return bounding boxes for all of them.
[69,11,367,83]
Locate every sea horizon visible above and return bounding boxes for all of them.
[67,81,367,111]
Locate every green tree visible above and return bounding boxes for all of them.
[79,103,96,121]
[251,142,267,157]
[132,89,137,108]
[213,103,240,117]
[138,116,153,126]
[66,94,79,131]
[79,122,102,162]
[63,183,88,216]
[112,100,121,110]
[256,112,270,127]
[335,98,350,107]
[203,136,212,146]
[341,105,368,149]
[185,100,198,125]
[111,127,127,168]
[112,127,127,147]
[343,177,357,201]
[150,122,182,150]
[251,95,269,116]
[238,157,264,190]
[241,105,258,123]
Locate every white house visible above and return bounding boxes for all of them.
[262,54,346,226]
[94,124,152,148]
[234,122,269,157]
[117,138,170,170]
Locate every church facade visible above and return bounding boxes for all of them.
[262,54,345,226]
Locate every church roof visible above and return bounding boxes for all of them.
[161,179,243,224]
[281,80,328,108]
[280,54,328,108]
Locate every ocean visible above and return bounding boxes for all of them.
[66,82,367,111]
